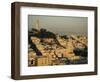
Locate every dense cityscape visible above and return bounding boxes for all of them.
[28,18,88,66]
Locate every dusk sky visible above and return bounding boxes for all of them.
[28,15,88,35]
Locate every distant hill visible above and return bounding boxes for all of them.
[28,28,66,48]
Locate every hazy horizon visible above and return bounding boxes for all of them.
[28,15,88,35]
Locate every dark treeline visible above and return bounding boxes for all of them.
[28,28,65,48]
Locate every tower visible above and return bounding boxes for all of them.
[35,17,40,31]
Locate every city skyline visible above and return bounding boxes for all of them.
[28,15,88,35]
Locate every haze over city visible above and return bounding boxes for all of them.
[28,15,88,35]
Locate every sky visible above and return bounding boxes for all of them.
[28,15,88,35]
